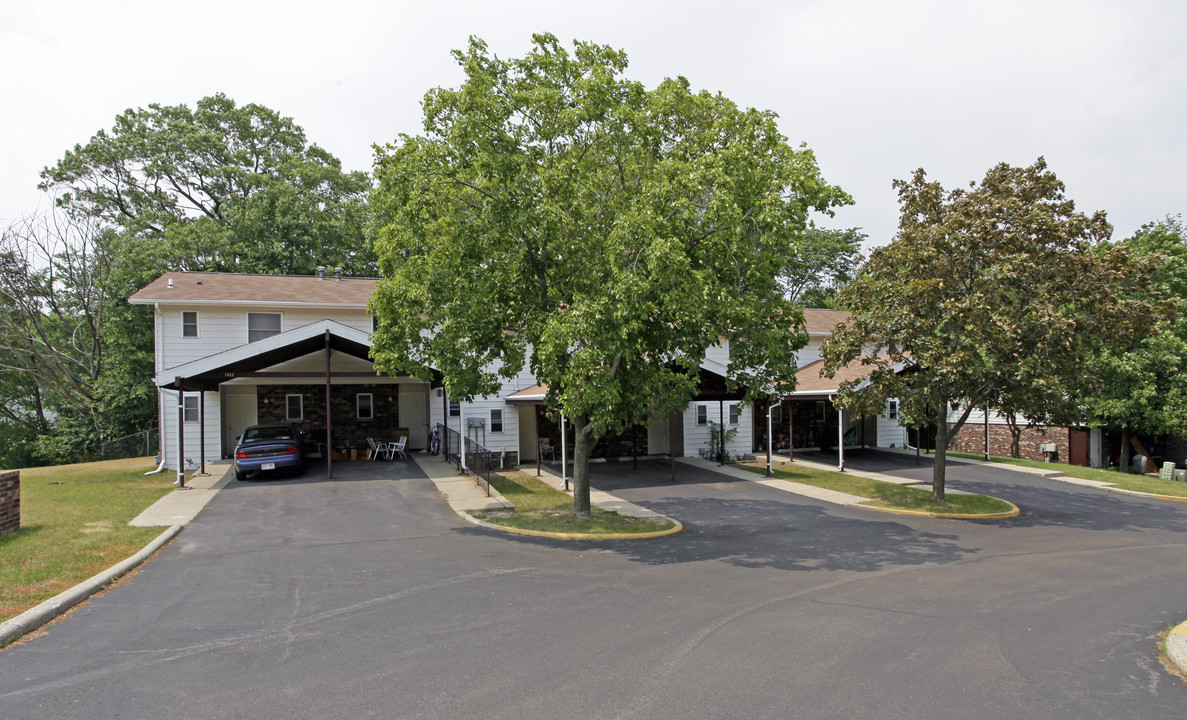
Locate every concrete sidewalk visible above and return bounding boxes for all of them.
[129,462,236,527]
[410,453,513,513]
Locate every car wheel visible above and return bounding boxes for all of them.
[235,470,247,481]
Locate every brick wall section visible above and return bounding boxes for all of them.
[948,423,1069,463]
[257,384,403,449]
[0,470,19,536]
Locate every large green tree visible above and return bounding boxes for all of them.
[1088,217,1187,470]
[821,158,1157,500]
[40,92,374,278]
[369,34,850,513]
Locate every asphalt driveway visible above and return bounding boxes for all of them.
[2,453,1186,719]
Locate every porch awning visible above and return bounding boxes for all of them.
[155,319,446,392]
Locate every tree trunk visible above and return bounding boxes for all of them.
[1120,427,1131,473]
[571,414,597,517]
[1005,415,1022,458]
[932,401,948,502]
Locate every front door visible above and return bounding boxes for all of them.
[223,391,258,457]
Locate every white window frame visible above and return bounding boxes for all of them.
[729,403,740,425]
[448,399,461,417]
[696,404,708,426]
[183,393,200,423]
[357,393,373,420]
[490,408,504,433]
[770,405,783,424]
[286,394,303,421]
[816,400,826,422]
[181,310,199,338]
[246,312,283,343]
[887,399,899,421]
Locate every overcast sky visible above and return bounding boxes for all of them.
[2,0,1183,251]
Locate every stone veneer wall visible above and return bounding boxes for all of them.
[0,470,19,536]
[948,423,1069,463]
[257,384,402,449]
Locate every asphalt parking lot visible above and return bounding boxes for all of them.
[1,452,1185,719]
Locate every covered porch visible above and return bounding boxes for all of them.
[157,319,440,479]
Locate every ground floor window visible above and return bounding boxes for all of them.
[490,408,504,432]
[183,394,200,423]
[357,393,373,419]
[287,394,303,421]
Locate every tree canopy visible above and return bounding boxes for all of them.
[369,34,850,512]
[821,158,1158,499]
[40,92,374,278]
[1088,216,1187,469]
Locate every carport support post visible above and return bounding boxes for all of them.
[719,401,725,466]
[560,413,568,491]
[836,399,845,472]
[325,330,333,479]
[175,378,185,488]
[769,400,778,479]
[984,405,990,461]
[199,389,206,475]
[787,400,794,463]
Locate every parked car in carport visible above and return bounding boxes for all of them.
[234,424,306,481]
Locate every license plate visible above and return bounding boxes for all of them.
[261,462,276,470]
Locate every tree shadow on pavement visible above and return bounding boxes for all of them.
[457,495,981,574]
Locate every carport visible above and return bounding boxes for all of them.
[157,319,441,483]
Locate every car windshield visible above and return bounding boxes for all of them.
[242,427,294,442]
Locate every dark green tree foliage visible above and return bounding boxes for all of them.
[1089,217,1187,470]
[822,159,1158,500]
[40,93,374,278]
[783,227,865,309]
[370,34,850,513]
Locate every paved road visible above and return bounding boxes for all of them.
[2,452,1186,719]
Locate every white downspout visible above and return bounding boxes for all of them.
[146,303,167,475]
[560,413,568,491]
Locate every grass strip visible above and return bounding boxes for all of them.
[742,463,1016,515]
[474,471,675,535]
[0,457,172,623]
[945,451,1187,498]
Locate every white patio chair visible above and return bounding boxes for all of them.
[368,437,394,461]
[390,435,408,460]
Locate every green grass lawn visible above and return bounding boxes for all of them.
[474,471,676,535]
[742,463,1016,515]
[0,457,173,624]
[945,451,1187,498]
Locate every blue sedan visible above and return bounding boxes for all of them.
[234,424,306,481]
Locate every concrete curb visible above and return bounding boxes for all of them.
[0,523,183,647]
[1165,619,1187,677]
[858,500,1021,520]
[455,508,684,540]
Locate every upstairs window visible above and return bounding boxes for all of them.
[181,310,199,338]
[247,312,282,343]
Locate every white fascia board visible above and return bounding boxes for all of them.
[130,297,369,309]
[153,318,371,386]
[848,360,911,393]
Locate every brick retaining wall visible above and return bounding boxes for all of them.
[0,470,19,536]
[948,423,1069,463]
